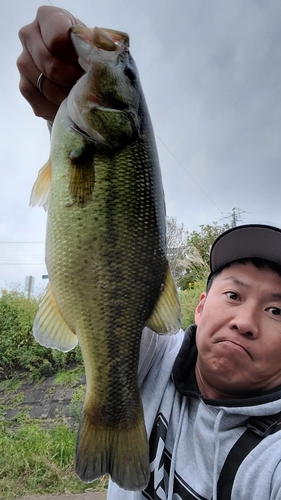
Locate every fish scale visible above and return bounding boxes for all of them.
[30,25,181,490]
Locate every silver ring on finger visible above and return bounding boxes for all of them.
[37,73,45,94]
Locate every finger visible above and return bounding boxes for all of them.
[17,47,63,122]
[17,46,69,106]
[19,74,59,122]
[19,21,83,89]
[37,6,84,63]
[17,6,85,121]
[36,74,69,106]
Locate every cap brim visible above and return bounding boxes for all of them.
[210,224,281,274]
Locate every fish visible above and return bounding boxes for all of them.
[30,25,181,491]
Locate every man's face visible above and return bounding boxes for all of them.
[195,261,281,399]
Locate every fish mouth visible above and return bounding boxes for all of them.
[71,25,129,52]
[93,27,130,51]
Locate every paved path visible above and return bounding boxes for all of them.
[15,493,107,500]
[0,371,86,424]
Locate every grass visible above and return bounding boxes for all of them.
[0,376,23,394]
[54,366,85,387]
[69,385,85,423]
[0,366,108,499]
[0,417,108,498]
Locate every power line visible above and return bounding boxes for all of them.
[0,241,44,244]
[0,262,45,265]
[155,133,224,215]
[0,241,45,265]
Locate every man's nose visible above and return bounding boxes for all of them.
[229,303,258,338]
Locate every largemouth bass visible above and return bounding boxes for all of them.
[30,25,181,491]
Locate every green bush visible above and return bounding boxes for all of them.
[0,283,208,378]
[0,289,82,379]
[179,281,206,330]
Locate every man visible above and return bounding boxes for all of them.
[17,7,281,499]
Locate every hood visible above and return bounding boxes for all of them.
[173,324,281,417]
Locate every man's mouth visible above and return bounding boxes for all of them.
[217,339,252,358]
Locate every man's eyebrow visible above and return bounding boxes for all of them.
[223,277,281,300]
[223,276,248,287]
[269,293,281,301]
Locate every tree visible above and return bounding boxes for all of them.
[166,216,189,283]
[178,222,230,289]
[188,222,230,263]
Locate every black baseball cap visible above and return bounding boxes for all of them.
[210,224,281,274]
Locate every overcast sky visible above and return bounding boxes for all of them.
[1,0,281,292]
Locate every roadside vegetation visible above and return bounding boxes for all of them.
[0,288,83,380]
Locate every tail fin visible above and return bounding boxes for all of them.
[75,407,150,491]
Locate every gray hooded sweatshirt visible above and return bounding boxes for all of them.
[107,325,281,500]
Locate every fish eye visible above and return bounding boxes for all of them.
[124,66,136,84]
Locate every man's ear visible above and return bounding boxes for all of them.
[194,292,207,325]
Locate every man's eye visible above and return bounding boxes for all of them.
[269,307,281,316]
[225,291,239,300]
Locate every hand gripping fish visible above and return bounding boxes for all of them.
[30,25,181,491]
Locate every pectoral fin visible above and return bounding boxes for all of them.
[33,283,78,352]
[30,160,52,211]
[146,266,181,334]
[69,143,95,205]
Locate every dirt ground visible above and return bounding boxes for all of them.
[15,493,107,500]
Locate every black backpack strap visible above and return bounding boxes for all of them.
[217,412,281,500]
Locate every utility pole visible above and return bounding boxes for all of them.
[25,276,35,298]
[220,207,248,227]
[231,207,238,227]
